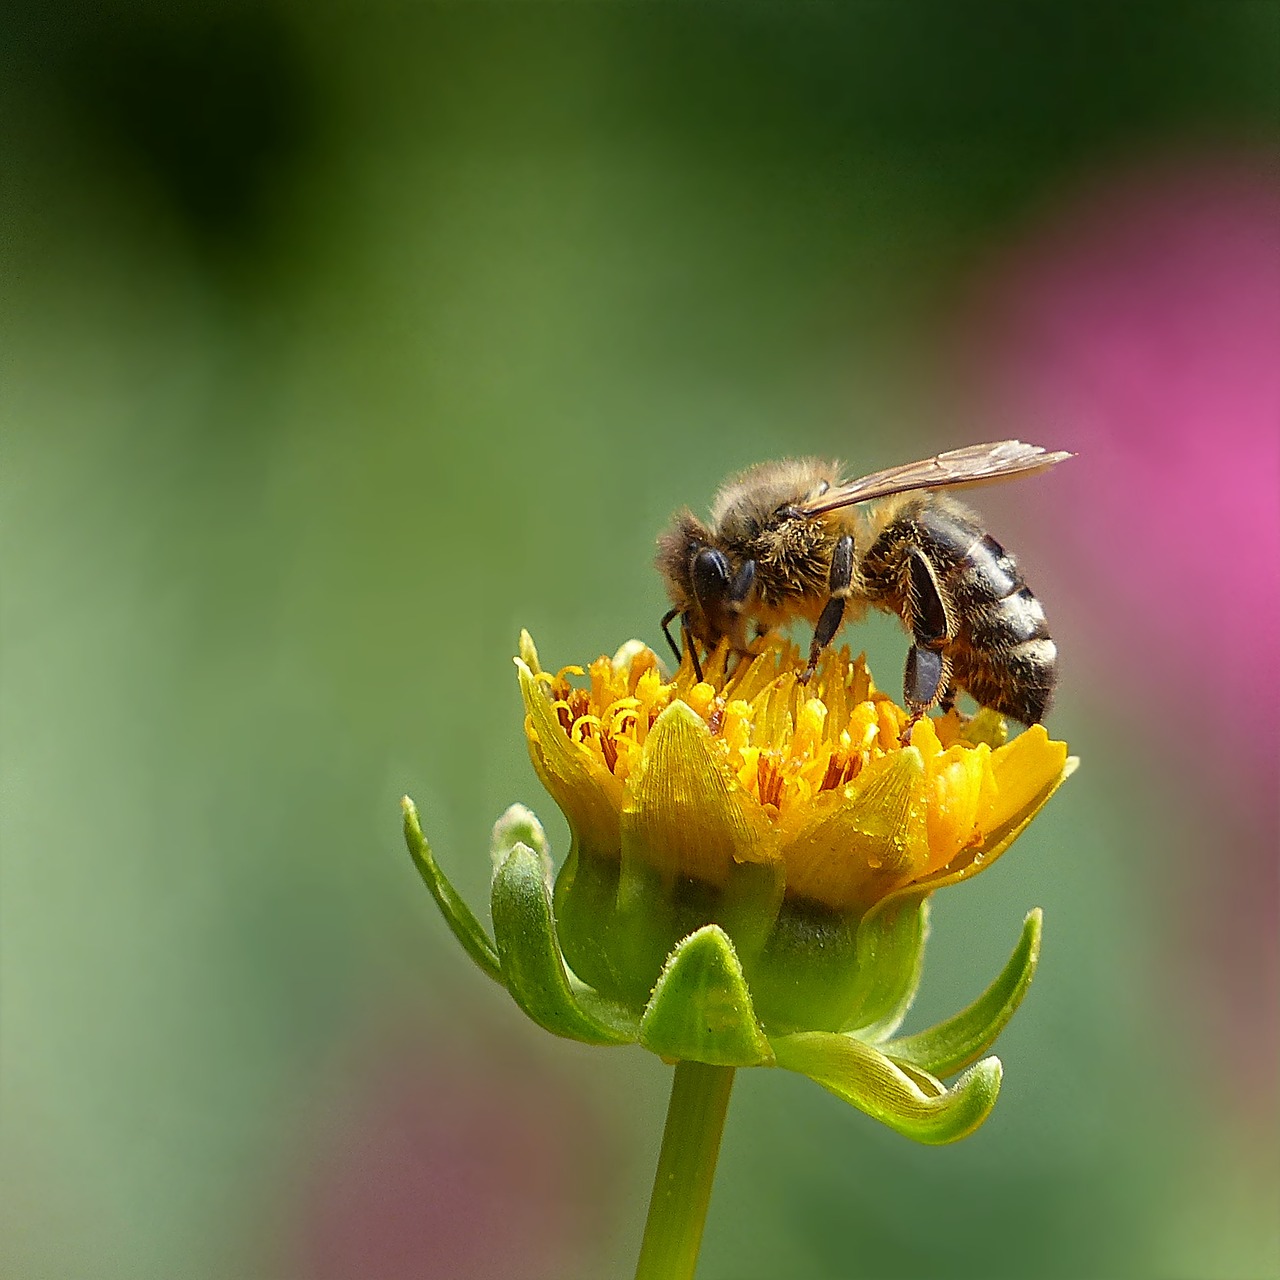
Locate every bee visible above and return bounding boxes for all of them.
[656,440,1072,726]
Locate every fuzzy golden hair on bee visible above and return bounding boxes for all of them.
[655,441,1072,726]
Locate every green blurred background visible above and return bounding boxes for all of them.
[4,5,1278,1278]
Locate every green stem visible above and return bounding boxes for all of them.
[634,1061,736,1280]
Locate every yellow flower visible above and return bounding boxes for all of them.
[517,630,1070,916]
[404,630,1074,1144]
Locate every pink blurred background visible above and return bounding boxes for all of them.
[957,149,1280,1101]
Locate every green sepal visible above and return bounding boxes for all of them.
[884,908,1042,1077]
[842,894,930,1040]
[555,844,785,1019]
[552,842,636,1003]
[490,841,637,1046]
[402,796,503,985]
[771,1030,1002,1145]
[748,899,862,1034]
[640,925,774,1067]
[746,891,928,1037]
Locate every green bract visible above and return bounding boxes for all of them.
[404,796,1042,1145]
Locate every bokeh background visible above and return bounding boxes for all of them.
[4,5,1278,1278]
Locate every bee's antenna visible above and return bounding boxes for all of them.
[659,608,682,666]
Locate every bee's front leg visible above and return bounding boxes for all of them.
[802,535,855,682]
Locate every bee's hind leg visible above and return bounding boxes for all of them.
[903,641,953,716]
[899,648,952,744]
[899,546,957,741]
[902,547,955,708]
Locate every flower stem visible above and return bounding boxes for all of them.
[634,1061,736,1280]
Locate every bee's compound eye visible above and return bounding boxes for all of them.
[691,547,731,607]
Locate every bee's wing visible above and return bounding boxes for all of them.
[799,440,1073,515]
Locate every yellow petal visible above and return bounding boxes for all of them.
[611,638,652,674]
[924,744,991,875]
[517,659,623,858]
[621,700,776,886]
[899,730,1073,899]
[780,748,930,911]
[518,629,542,675]
[984,726,1069,833]
[910,715,944,762]
[876,700,905,752]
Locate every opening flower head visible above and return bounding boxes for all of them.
[404,631,1073,1147]
[518,630,1067,916]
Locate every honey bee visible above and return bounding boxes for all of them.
[656,440,1072,725]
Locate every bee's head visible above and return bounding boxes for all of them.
[655,510,746,650]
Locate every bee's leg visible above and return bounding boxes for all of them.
[901,650,957,745]
[904,646,951,712]
[902,546,954,717]
[802,534,855,682]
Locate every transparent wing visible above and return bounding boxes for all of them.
[799,440,1073,515]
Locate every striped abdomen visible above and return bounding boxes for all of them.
[862,494,1058,725]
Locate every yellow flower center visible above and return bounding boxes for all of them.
[534,636,982,828]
